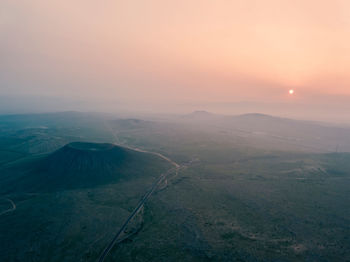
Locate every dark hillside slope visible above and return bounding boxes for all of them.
[0,142,171,193]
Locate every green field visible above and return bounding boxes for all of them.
[0,112,349,261]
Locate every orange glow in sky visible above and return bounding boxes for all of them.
[1,0,350,108]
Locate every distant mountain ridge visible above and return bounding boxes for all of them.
[181,111,350,152]
[185,111,340,126]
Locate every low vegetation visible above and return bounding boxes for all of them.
[0,112,349,261]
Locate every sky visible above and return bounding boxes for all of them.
[1,0,350,119]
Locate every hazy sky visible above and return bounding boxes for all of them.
[1,0,350,115]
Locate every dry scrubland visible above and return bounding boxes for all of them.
[0,112,349,261]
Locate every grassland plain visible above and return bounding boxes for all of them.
[0,141,172,261]
[109,153,350,262]
[0,112,349,261]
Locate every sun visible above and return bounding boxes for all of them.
[289,89,294,95]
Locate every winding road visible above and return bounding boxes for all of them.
[97,165,179,262]
[98,122,182,262]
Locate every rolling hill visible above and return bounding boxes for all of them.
[180,111,350,152]
[0,142,171,193]
[0,141,172,261]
